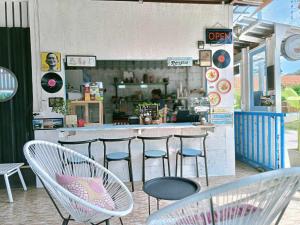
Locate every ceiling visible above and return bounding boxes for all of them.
[97,0,266,5]
[98,0,231,4]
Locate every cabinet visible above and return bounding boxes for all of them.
[70,101,103,125]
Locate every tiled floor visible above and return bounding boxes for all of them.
[0,162,299,225]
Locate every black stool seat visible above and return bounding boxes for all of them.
[178,148,203,157]
[145,150,166,158]
[106,152,129,161]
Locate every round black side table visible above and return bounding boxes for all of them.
[143,176,200,215]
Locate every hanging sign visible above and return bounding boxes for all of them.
[167,57,193,67]
[206,29,233,44]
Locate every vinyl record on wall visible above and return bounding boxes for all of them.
[41,72,63,93]
[213,50,231,69]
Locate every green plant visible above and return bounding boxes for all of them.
[292,85,300,96]
[134,102,160,119]
[51,99,72,115]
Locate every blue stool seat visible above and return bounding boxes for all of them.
[145,150,166,158]
[179,148,203,157]
[106,152,129,161]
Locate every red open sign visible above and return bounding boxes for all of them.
[206,29,232,44]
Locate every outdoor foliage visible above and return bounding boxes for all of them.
[291,85,300,96]
[282,87,300,110]
[234,91,241,109]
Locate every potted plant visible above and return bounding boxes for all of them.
[135,102,160,125]
[51,99,78,127]
[151,110,164,124]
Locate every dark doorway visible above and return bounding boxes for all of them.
[0,27,33,163]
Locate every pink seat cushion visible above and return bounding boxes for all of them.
[56,174,115,211]
[176,204,260,224]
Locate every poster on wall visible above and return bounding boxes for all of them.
[41,52,61,72]
[199,50,212,67]
[66,55,97,67]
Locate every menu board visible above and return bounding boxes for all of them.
[139,104,159,119]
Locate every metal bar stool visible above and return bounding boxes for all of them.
[137,135,172,183]
[174,133,209,186]
[58,139,98,175]
[99,137,135,192]
[58,139,98,159]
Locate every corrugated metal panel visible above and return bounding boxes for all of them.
[0,27,33,163]
[0,1,29,28]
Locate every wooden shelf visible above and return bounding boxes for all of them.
[69,101,103,125]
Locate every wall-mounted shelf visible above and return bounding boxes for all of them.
[114,82,168,86]
[114,82,168,97]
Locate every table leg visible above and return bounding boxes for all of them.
[4,174,13,202]
[148,195,151,215]
[157,198,160,210]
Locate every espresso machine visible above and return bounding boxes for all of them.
[189,97,210,124]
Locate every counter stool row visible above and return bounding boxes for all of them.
[58,133,209,192]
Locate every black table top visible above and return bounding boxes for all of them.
[143,176,200,201]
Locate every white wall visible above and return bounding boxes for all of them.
[35,0,232,59]
[29,0,232,112]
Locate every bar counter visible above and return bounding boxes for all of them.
[57,122,215,132]
[36,122,235,184]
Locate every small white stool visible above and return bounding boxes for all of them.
[0,163,27,203]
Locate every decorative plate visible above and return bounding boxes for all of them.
[205,68,219,82]
[217,79,231,94]
[208,92,221,106]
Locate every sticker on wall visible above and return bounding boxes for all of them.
[41,72,63,93]
[41,52,61,72]
[213,50,230,69]
[217,79,231,94]
[208,92,221,106]
[205,68,219,82]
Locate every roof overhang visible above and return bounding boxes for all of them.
[92,0,265,5]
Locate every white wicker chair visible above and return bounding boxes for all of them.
[24,140,133,225]
[147,167,300,225]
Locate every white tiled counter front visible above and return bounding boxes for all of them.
[51,123,235,182]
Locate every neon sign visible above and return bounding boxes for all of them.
[206,29,232,44]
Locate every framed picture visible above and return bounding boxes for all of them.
[32,118,64,130]
[199,50,212,67]
[66,55,97,67]
[41,52,61,72]
[197,41,205,49]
